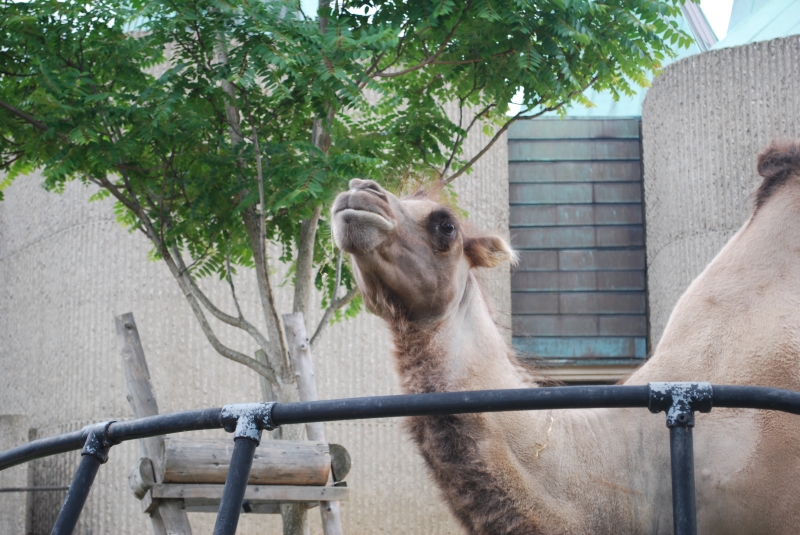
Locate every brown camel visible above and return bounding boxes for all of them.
[331,141,800,535]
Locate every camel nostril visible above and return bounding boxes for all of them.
[350,178,387,199]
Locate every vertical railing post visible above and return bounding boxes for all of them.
[649,382,713,535]
[50,422,117,535]
[214,403,278,535]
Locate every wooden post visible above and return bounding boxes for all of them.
[116,313,193,535]
[282,313,344,535]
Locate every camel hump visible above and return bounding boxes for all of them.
[755,140,800,209]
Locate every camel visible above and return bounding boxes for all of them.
[330,141,800,535]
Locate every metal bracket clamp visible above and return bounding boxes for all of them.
[649,382,713,428]
[220,402,278,446]
[80,421,118,464]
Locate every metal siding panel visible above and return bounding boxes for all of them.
[508,119,641,140]
[511,271,598,292]
[595,226,644,247]
[512,337,643,358]
[511,205,643,227]
[512,315,600,336]
[515,251,560,271]
[559,292,647,314]
[509,183,593,204]
[509,161,642,183]
[508,140,641,161]
[511,292,561,314]
[599,315,648,336]
[509,205,558,226]
[593,205,643,225]
[511,227,596,249]
[593,183,643,203]
[508,117,647,370]
[558,249,646,271]
[596,271,646,291]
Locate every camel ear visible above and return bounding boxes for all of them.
[464,235,518,268]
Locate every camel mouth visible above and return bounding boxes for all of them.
[333,208,395,231]
[332,208,396,252]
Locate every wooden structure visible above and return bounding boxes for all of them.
[508,118,647,383]
[116,313,349,533]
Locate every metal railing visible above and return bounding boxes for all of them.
[2,383,800,535]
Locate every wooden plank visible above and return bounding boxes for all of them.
[509,161,642,183]
[151,484,349,503]
[508,118,640,140]
[116,313,192,535]
[162,438,330,486]
[184,501,282,514]
[508,140,641,162]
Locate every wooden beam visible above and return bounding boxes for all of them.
[162,438,331,486]
[151,484,349,503]
[116,313,192,535]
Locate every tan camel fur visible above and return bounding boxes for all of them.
[331,142,800,535]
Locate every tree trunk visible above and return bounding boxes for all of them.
[283,313,345,535]
[272,378,309,535]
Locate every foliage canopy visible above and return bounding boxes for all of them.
[0,0,690,358]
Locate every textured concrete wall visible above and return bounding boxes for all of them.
[0,127,508,532]
[0,415,28,535]
[642,35,800,345]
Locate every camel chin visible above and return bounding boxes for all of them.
[332,208,396,253]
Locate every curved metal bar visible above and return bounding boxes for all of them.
[270,385,652,425]
[712,385,800,414]
[4,385,800,474]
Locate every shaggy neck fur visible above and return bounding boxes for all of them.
[387,274,546,535]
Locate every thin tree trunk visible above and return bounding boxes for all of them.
[283,313,345,535]
[293,205,323,315]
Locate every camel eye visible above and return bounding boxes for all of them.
[439,222,455,235]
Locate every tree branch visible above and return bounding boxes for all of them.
[443,75,600,184]
[373,3,471,78]
[169,244,278,365]
[310,286,359,347]
[0,98,68,142]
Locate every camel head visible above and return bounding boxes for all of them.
[331,179,515,323]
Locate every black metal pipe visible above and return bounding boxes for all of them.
[6,385,800,476]
[50,454,103,535]
[107,407,222,442]
[712,385,800,414]
[0,408,222,472]
[213,438,258,535]
[0,430,86,472]
[670,426,697,535]
[270,386,652,426]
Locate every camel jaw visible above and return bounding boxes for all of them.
[332,208,397,253]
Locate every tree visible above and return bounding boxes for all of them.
[0,0,690,532]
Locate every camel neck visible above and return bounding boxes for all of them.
[390,273,531,394]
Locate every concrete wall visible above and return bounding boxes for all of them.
[0,128,509,532]
[642,35,800,345]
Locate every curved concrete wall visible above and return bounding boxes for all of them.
[0,128,509,532]
[642,35,800,345]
